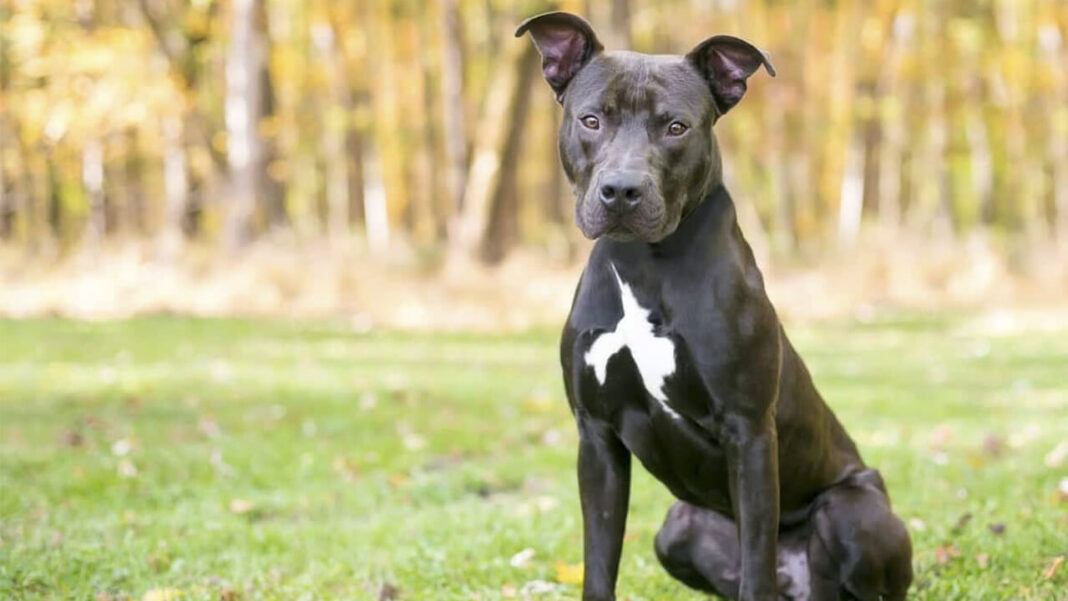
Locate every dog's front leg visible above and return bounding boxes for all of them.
[727,413,780,601]
[577,418,631,601]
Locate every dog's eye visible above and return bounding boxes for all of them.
[580,115,600,130]
[667,121,689,136]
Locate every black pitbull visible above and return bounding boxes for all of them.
[516,12,913,601]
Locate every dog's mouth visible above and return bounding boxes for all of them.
[579,215,671,242]
[577,197,673,242]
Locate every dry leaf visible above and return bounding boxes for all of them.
[198,417,221,438]
[988,523,1006,535]
[982,433,1005,457]
[519,580,558,595]
[378,582,400,601]
[509,548,535,568]
[928,424,954,450]
[228,499,254,514]
[359,392,378,411]
[117,459,138,478]
[522,389,554,412]
[142,589,183,601]
[935,544,960,565]
[1044,555,1064,580]
[112,438,133,456]
[950,512,972,534]
[60,429,84,447]
[975,553,989,569]
[1044,441,1068,468]
[554,561,584,585]
[500,584,516,598]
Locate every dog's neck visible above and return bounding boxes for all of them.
[648,183,732,257]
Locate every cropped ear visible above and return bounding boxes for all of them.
[515,11,603,101]
[686,35,775,116]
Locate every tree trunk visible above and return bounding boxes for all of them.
[82,138,106,246]
[160,115,189,256]
[0,120,12,242]
[0,11,13,242]
[364,1,402,252]
[224,0,273,250]
[585,0,631,49]
[455,34,538,261]
[312,18,350,240]
[0,149,10,240]
[123,128,147,235]
[346,102,367,229]
[440,0,466,234]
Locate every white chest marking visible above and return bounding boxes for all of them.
[584,264,680,418]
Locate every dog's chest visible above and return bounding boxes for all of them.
[569,261,735,508]
[582,264,683,418]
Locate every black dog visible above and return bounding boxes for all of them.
[517,12,913,601]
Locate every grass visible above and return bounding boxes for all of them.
[0,315,1066,601]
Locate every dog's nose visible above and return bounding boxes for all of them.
[599,172,645,214]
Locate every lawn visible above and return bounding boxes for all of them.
[0,316,1065,601]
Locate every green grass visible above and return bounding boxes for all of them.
[1,316,1066,600]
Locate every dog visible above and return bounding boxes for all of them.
[516,12,913,601]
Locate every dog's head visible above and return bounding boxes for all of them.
[516,12,774,242]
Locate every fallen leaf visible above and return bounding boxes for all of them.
[982,433,1005,457]
[112,438,133,456]
[500,584,516,598]
[198,417,221,438]
[59,429,84,447]
[117,459,138,478]
[554,561,583,585]
[359,392,378,411]
[378,582,400,601]
[935,544,960,565]
[150,552,175,573]
[228,499,254,514]
[401,433,427,451]
[1044,441,1068,468]
[1044,556,1064,580]
[332,456,362,481]
[519,580,558,595]
[541,428,563,447]
[928,424,954,450]
[535,496,558,512]
[142,589,183,601]
[975,553,989,569]
[950,512,972,534]
[988,523,1006,535]
[509,548,536,568]
[522,388,554,412]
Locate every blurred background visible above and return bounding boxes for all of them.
[3,4,1068,599]
[1,0,1066,326]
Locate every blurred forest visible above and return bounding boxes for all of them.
[1,0,1066,268]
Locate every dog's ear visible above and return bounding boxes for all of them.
[686,35,775,116]
[515,12,603,101]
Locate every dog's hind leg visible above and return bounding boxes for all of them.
[654,501,741,599]
[806,470,913,601]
